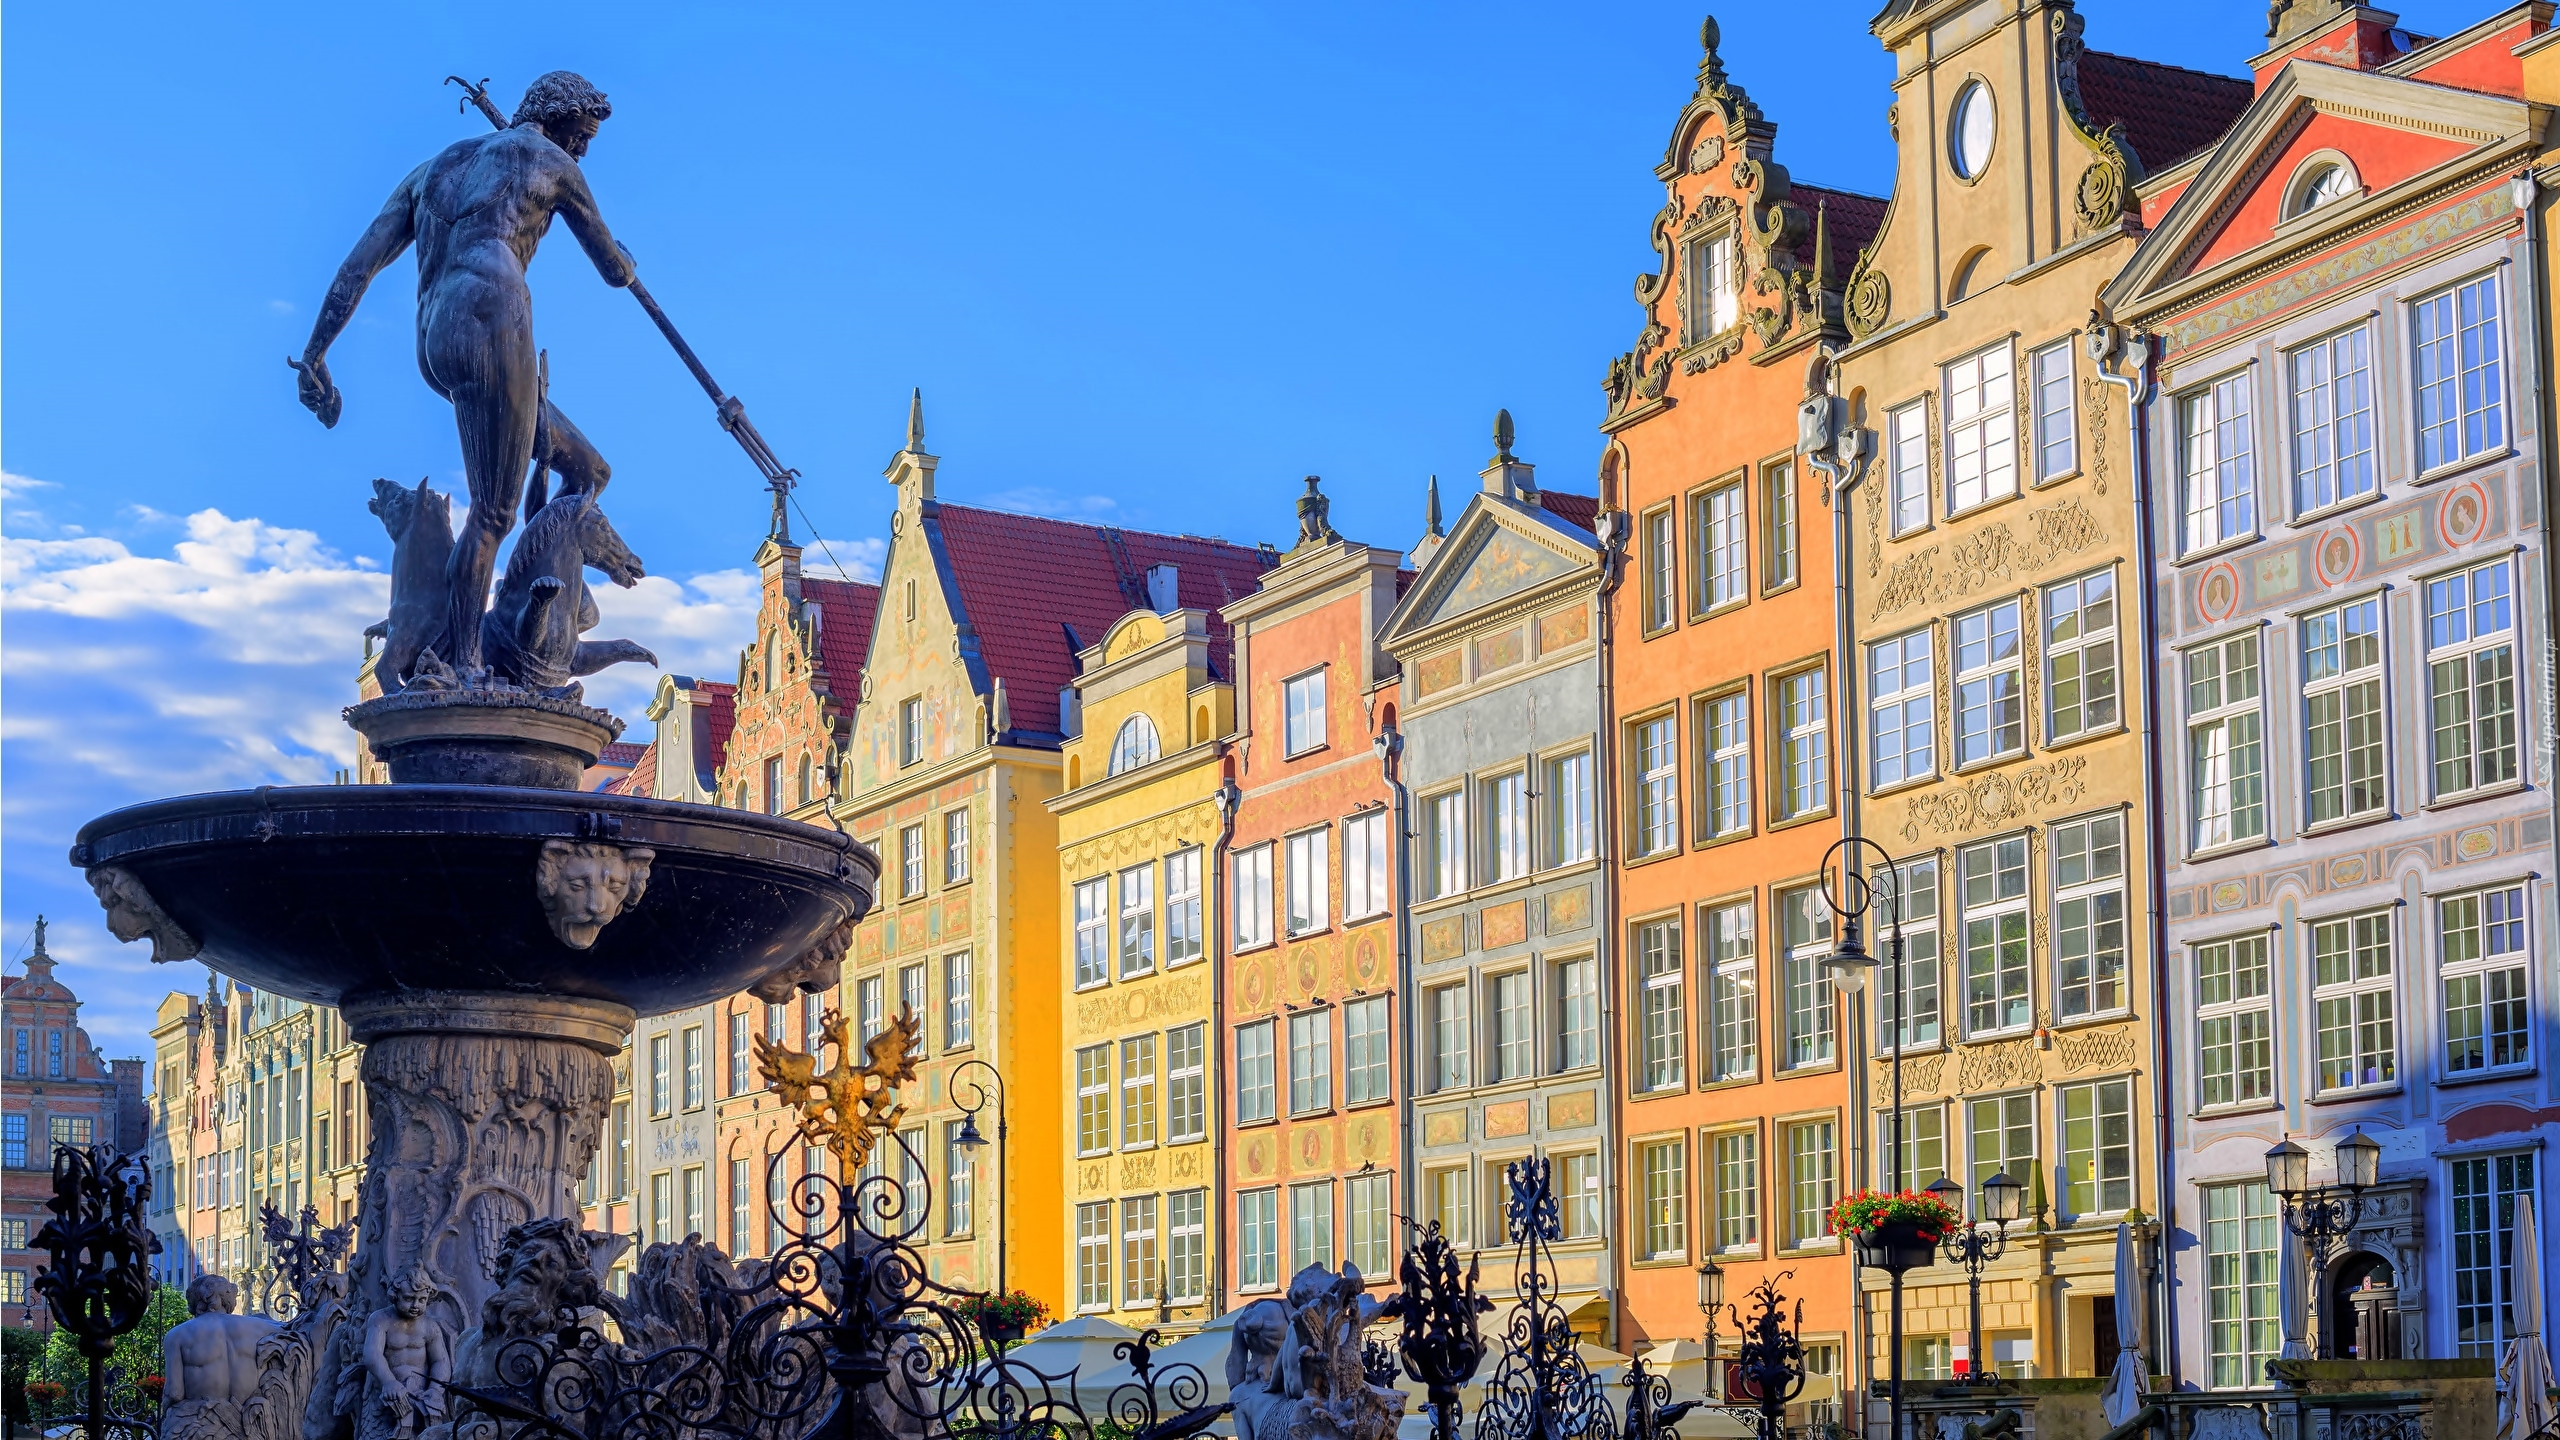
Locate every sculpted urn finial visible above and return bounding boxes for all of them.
[1492,408,1516,464]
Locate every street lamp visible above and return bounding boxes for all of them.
[2264,1130,2380,1355]
[951,1059,1009,1296]
[1696,1256,1726,1397]
[1818,836,1909,1440]
[1927,1171,2024,1383]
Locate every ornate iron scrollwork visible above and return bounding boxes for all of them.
[31,1144,163,1440]
[1471,1159,1616,1440]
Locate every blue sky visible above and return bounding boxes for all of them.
[2,0,2497,1066]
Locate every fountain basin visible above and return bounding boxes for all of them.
[70,784,877,1020]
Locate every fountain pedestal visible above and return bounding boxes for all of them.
[341,993,628,1332]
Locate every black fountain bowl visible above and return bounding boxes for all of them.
[70,785,880,1018]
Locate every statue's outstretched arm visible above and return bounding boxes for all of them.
[303,163,425,365]
[551,161,634,290]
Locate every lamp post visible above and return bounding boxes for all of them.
[1696,1256,1725,1398]
[951,1058,1009,1296]
[1817,836,1905,1440]
[1926,1172,2023,1383]
[2265,1130,2381,1357]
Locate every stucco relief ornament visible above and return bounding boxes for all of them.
[531,839,653,949]
[87,864,201,963]
[1687,133,1725,174]
[2053,9,2144,235]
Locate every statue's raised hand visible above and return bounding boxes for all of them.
[289,354,342,428]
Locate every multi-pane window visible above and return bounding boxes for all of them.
[2059,1078,2134,1217]
[1165,847,1203,962]
[897,1131,926,1228]
[898,697,923,768]
[1870,630,1934,789]
[2302,597,2385,824]
[2196,935,2274,1109]
[1233,844,1274,949]
[1075,1045,1112,1155]
[1481,773,1527,885]
[1713,1130,1759,1254]
[858,976,883,1042]
[1121,1035,1158,1145]
[1762,458,1799,591]
[648,1034,672,1118]
[1694,481,1747,614]
[1553,1151,1600,1240]
[1786,1120,1836,1248]
[1236,1020,1276,1123]
[1076,1202,1112,1310]
[1702,689,1752,840]
[1779,886,1834,1070]
[1690,231,1740,337]
[650,1171,674,1245]
[728,1012,751,1097]
[2414,275,2505,473]
[1953,599,2024,767]
[945,1123,974,1237]
[1344,997,1391,1104]
[1543,752,1595,866]
[1286,1012,1331,1114]
[2204,1183,2281,1389]
[901,963,927,1033]
[1429,1166,1473,1246]
[900,824,926,899]
[1642,508,1676,633]
[1879,1104,1946,1191]
[1285,827,1329,936]
[1636,918,1685,1091]
[1966,1091,2027,1194]
[942,808,971,885]
[1889,401,1929,535]
[2187,632,2266,851]
[681,1026,705,1109]
[1945,343,2017,512]
[2044,570,2118,742]
[1634,715,1679,856]
[1430,986,1471,1092]
[1553,957,1598,1072]
[1120,865,1156,976]
[1239,1188,1279,1291]
[2452,1151,2536,1357]
[1425,792,1468,898]
[2312,912,2395,1093]
[1343,814,1389,920]
[1879,858,1941,1051]
[1166,1023,1207,1141]
[944,952,973,1049]
[1774,666,1829,822]
[2289,325,2375,513]
[1168,1189,1207,1301]
[2427,558,2519,797]
[1290,1181,1335,1272]
[2031,339,2076,482]
[1489,972,1533,1082]
[1960,836,2031,1035]
[730,1157,751,1257]
[2052,814,2126,1020]
[1284,668,1328,756]
[1707,899,1758,1080]
[2443,885,2530,1074]
[1121,1195,1160,1307]
[1073,877,1110,987]
[2181,370,2256,552]
[1641,1139,1688,1260]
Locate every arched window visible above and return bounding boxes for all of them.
[737,783,750,810]
[798,754,815,807]
[764,640,777,693]
[1107,715,1162,776]
[2289,162,2359,218]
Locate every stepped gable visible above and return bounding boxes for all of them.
[802,575,880,694]
[2079,50,2255,172]
[1536,489,1602,538]
[933,504,1277,741]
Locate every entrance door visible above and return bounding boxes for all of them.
[2328,1252,2400,1359]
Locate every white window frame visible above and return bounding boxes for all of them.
[1706,898,1758,1081]
[899,823,926,899]
[943,952,973,1049]
[1233,844,1274,950]
[1773,664,1830,823]
[1543,751,1596,867]
[1712,1128,1760,1255]
[2441,882,2532,1076]
[2186,630,2267,853]
[2301,593,2387,826]
[1943,341,2018,515]
[1778,885,1835,1070]
[1689,228,1741,339]
[1888,400,1930,536]
[1553,955,1598,1074]
[1952,598,2024,768]
[1073,877,1110,988]
[1642,506,1676,634]
[1235,1019,1276,1124]
[1784,1119,1837,1250]
[1166,1022,1207,1142]
[1283,667,1329,757]
[1167,1188,1207,1301]
[1632,715,1679,857]
[943,807,971,884]
[1424,789,1469,897]
[2050,812,2127,1022]
[1286,1011,1332,1115]
[1120,1033,1158,1147]
[1635,917,1685,1091]
[1640,1137,1688,1260]
[1285,826,1330,937]
[1076,1201,1112,1310]
[1289,1180,1335,1273]
[2180,368,2256,554]
[2311,909,2396,1095]
[1878,856,1941,1052]
[2287,323,2376,515]
[1076,1044,1112,1156]
[1958,833,2032,1037]
[2043,568,2119,743]
[1488,969,1533,1083]
[1119,864,1156,977]
[1344,995,1392,1104]
[2031,338,2076,482]
[2195,933,2274,1111]
[1165,847,1204,963]
[1693,479,1748,615]
[1343,813,1390,919]
[1868,630,1934,791]
[2057,1077,2135,1219]
[1238,1187,1280,1292]
[2203,1182,2282,1388]
[2412,272,2506,475]
[1429,984,1471,1092]
[2425,557,2521,800]
[1121,1194,1159,1308]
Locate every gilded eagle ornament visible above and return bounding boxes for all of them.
[755,1006,922,1174]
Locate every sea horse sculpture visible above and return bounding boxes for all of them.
[478,489,657,692]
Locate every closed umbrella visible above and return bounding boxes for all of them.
[2101,1222,2150,1427]
[2499,1204,2556,1440]
[2279,1224,2311,1364]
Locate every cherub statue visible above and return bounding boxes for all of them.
[356,1268,451,1440]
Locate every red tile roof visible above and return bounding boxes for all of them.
[597,742,647,767]
[601,741,659,797]
[2079,51,2254,174]
[1536,489,1601,537]
[1791,185,1890,274]
[802,576,880,699]
[697,681,738,773]
[931,504,1277,741]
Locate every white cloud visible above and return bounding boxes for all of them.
[2,472,59,499]
[802,535,887,584]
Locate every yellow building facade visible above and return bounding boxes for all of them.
[1051,607,1236,1330]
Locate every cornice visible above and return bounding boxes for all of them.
[1048,740,1227,818]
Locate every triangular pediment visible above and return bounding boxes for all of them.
[2107,61,2531,311]
[1383,497,1597,647]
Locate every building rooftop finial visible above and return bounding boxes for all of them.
[906,387,925,453]
[1492,408,1516,465]
[31,915,45,959]
[1293,475,1342,552]
[1425,475,1444,538]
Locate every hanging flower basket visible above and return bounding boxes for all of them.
[1829,1189,1959,1274]
[955,1289,1050,1345]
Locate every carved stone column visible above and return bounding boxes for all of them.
[342,991,628,1334]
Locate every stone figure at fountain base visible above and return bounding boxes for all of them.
[1230,1265,1406,1440]
[162,1275,282,1440]
[348,1269,451,1440]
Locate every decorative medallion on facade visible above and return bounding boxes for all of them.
[1896,756,2091,843]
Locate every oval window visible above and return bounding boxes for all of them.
[1951,81,1996,180]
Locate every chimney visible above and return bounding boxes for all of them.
[1146,564,1181,615]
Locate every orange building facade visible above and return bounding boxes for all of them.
[1599,20,1883,1416]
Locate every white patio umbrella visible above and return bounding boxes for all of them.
[2499,1204,2557,1440]
[1076,1308,1243,1410]
[2279,1224,2312,1363]
[2101,1222,2150,1427]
